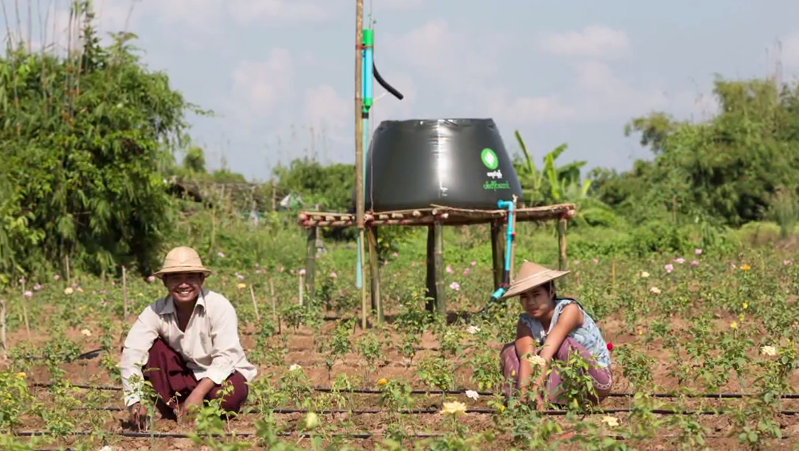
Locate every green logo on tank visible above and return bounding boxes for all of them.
[481,148,498,170]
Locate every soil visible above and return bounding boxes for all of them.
[3,310,799,451]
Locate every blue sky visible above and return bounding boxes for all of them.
[6,0,799,182]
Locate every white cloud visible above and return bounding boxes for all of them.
[778,31,799,69]
[227,48,294,122]
[0,0,137,53]
[383,19,514,84]
[536,25,631,60]
[226,0,329,25]
[304,84,349,132]
[376,0,426,11]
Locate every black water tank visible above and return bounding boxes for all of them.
[353,118,523,211]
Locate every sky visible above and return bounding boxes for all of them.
[5,0,799,182]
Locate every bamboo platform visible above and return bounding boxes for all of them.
[297,203,576,228]
[298,201,575,327]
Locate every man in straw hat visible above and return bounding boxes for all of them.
[120,246,257,428]
[497,261,612,409]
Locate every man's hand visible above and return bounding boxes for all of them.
[128,402,147,430]
[176,393,204,423]
[176,378,216,423]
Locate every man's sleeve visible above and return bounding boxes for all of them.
[120,306,161,407]
[204,297,243,384]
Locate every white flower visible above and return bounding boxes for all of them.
[64,287,74,295]
[304,411,319,429]
[601,415,620,427]
[465,390,479,400]
[649,286,661,294]
[761,345,777,356]
[466,325,480,335]
[289,364,302,371]
[80,329,92,337]
[441,401,466,415]
[640,271,650,278]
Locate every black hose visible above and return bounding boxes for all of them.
[62,406,799,416]
[373,63,403,100]
[31,382,799,400]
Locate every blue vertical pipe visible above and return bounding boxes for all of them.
[489,199,515,301]
[356,29,374,289]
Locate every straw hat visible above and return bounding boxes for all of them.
[153,246,212,278]
[500,261,570,299]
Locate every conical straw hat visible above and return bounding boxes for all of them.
[500,261,569,299]
[153,246,212,278]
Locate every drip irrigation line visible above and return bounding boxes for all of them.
[68,406,799,416]
[30,383,799,400]
[18,348,102,361]
[18,430,797,447]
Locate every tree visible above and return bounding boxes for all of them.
[0,1,203,278]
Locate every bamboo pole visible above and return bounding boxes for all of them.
[0,299,6,360]
[434,222,445,317]
[557,216,568,287]
[249,285,260,321]
[269,278,279,334]
[299,273,305,306]
[122,266,128,320]
[367,227,382,323]
[508,195,519,282]
[20,281,30,340]
[354,0,366,329]
[490,220,503,290]
[425,224,436,313]
[305,226,317,300]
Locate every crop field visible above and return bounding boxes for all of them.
[2,228,798,451]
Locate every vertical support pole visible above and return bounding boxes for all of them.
[425,224,437,313]
[354,0,366,329]
[490,220,504,290]
[434,221,446,318]
[557,216,568,286]
[305,227,317,300]
[122,266,128,320]
[367,227,382,324]
[508,196,519,282]
[0,298,6,360]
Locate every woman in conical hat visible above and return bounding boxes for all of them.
[498,261,612,409]
[120,246,258,429]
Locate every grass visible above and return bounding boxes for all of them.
[1,213,799,451]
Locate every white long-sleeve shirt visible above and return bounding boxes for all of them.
[120,289,258,407]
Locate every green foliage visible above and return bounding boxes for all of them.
[602,77,799,229]
[0,2,200,279]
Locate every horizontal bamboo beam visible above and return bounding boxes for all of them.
[297,203,576,229]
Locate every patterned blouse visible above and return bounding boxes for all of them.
[518,298,611,368]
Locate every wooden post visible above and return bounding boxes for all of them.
[425,224,437,313]
[354,0,366,330]
[269,278,279,334]
[299,273,304,306]
[20,282,30,340]
[433,222,446,317]
[557,216,568,286]
[65,254,71,283]
[122,266,128,320]
[0,299,6,360]
[508,195,519,282]
[305,227,317,300]
[490,220,504,290]
[271,181,276,211]
[249,285,260,321]
[367,227,382,323]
